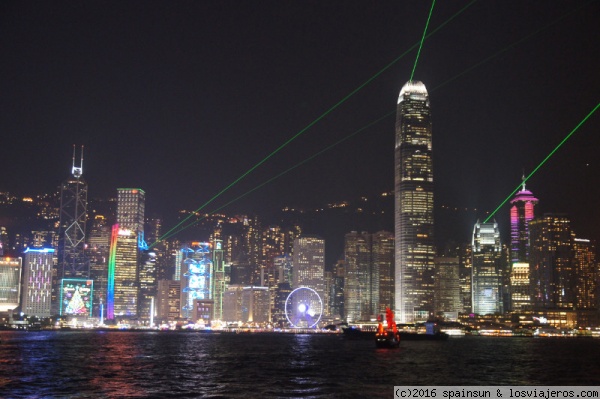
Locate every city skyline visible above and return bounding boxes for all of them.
[1,1,599,248]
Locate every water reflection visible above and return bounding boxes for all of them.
[1,331,600,398]
[88,332,142,397]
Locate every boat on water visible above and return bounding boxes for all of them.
[344,326,449,341]
[375,308,400,348]
[375,330,400,348]
[343,318,450,342]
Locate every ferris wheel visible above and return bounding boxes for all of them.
[285,287,323,328]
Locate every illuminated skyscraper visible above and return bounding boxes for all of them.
[472,221,503,315]
[241,286,270,323]
[344,231,371,322]
[179,243,212,320]
[156,279,181,322]
[343,231,392,321]
[211,239,226,321]
[138,250,157,322]
[259,226,297,314]
[87,216,110,317]
[273,282,292,325]
[243,216,261,284]
[394,80,434,322]
[510,262,531,312]
[55,146,88,314]
[457,243,473,314]
[373,231,394,315]
[117,188,146,248]
[22,248,53,317]
[0,256,22,313]
[573,238,596,309]
[328,261,345,320]
[106,188,147,320]
[108,226,138,319]
[273,255,292,285]
[292,236,325,302]
[222,284,244,322]
[529,214,574,309]
[509,180,538,311]
[434,256,461,318]
[260,225,286,268]
[58,146,88,278]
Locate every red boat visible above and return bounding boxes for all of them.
[375,308,400,348]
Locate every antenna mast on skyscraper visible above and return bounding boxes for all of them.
[72,144,84,178]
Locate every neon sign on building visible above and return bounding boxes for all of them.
[60,278,94,317]
[181,243,212,319]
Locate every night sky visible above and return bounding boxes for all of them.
[2,1,599,248]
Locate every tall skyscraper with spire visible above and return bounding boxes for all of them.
[509,178,538,311]
[58,145,88,278]
[54,145,88,314]
[394,80,434,323]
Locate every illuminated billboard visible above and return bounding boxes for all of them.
[60,279,94,317]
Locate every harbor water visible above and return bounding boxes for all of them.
[1,330,599,398]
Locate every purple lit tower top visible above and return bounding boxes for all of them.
[509,177,538,263]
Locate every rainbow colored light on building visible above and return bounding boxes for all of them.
[107,224,119,320]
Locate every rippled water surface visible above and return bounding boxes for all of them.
[1,331,599,398]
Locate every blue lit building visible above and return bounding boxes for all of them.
[180,243,212,320]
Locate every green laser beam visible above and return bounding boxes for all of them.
[155,0,596,243]
[157,55,407,243]
[152,0,479,246]
[484,101,600,223]
[171,97,600,240]
[160,95,600,242]
[158,111,397,242]
[410,0,436,82]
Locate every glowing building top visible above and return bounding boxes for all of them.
[71,145,84,178]
[510,179,539,204]
[509,177,538,263]
[117,188,146,234]
[398,80,429,104]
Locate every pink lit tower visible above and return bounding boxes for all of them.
[509,176,538,312]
